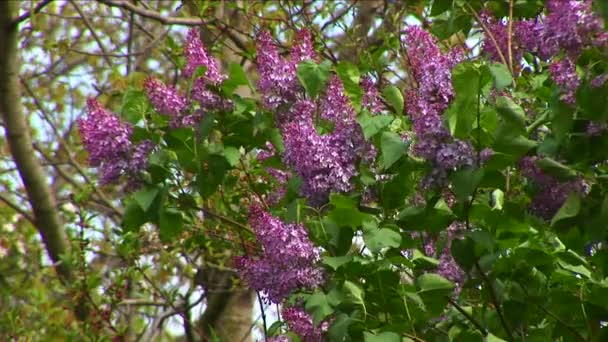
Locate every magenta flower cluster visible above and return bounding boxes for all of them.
[403,26,474,188]
[421,222,466,295]
[234,204,324,304]
[255,30,374,204]
[144,28,229,128]
[519,156,589,220]
[280,306,329,342]
[256,30,316,110]
[480,1,607,105]
[78,98,153,188]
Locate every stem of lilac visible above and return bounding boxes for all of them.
[475,262,515,341]
[256,292,269,341]
[447,297,487,336]
[507,0,515,74]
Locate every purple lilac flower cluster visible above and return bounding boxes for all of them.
[234,204,324,304]
[548,57,580,104]
[480,1,607,105]
[279,306,329,342]
[361,76,386,115]
[256,31,372,204]
[403,26,474,188]
[256,30,316,110]
[420,222,466,295]
[144,28,229,128]
[78,98,153,188]
[519,156,589,220]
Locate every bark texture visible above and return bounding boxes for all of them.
[0,2,86,320]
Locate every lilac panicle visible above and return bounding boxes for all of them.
[78,98,152,187]
[144,77,188,115]
[403,26,473,188]
[234,205,324,304]
[549,57,580,105]
[183,28,224,84]
[418,222,466,295]
[281,306,329,342]
[255,29,315,109]
[541,0,606,58]
[479,10,543,63]
[361,76,386,115]
[520,156,588,220]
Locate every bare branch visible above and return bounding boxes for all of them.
[98,0,204,26]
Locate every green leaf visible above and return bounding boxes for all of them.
[296,60,331,98]
[536,157,577,180]
[159,208,183,242]
[336,61,360,85]
[120,88,148,124]
[363,331,401,342]
[358,113,394,140]
[430,0,452,16]
[446,96,477,139]
[382,85,404,115]
[197,155,230,198]
[222,146,241,167]
[495,96,526,133]
[451,238,476,270]
[133,187,160,212]
[305,291,333,325]
[327,313,353,341]
[551,193,581,226]
[336,61,362,105]
[323,255,353,270]
[198,112,217,140]
[222,62,250,94]
[363,222,402,253]
[122,200,146,232]
[488,63,513,91]
[450,168,484,202]
[416,273,454,292]
[487,333,508,342]
[379,131,408,169]
[342,281,366,315]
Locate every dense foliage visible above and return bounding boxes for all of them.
[3,0,608,341]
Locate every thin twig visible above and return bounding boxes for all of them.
[0,193,35,224]
[11,0,54,27]
[447,297,487,336]
[475,262,514,341]
[70,0,113,66]
[507,0,514,73]
[98,0,203,26]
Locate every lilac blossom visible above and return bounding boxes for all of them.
[256,29,316,109]
[282,97,359,204]
[519,156,589,220]
[183,28,224,84]
[549,57,580,104]
[587,121,607,136]
[403,26,473,189]
[144,77,188,115]
[361,76,386,114]
[78,98,152,187]
[234,205,324,303]
[281,306,329,342]
[412,222,466,295]
[541,0,606,58]
[479,10,543,63]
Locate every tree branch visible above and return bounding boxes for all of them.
[97,0,204,26]
[0,1,87,320]
[11,0,54,27]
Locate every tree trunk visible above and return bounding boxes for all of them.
[0,3,87,320]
